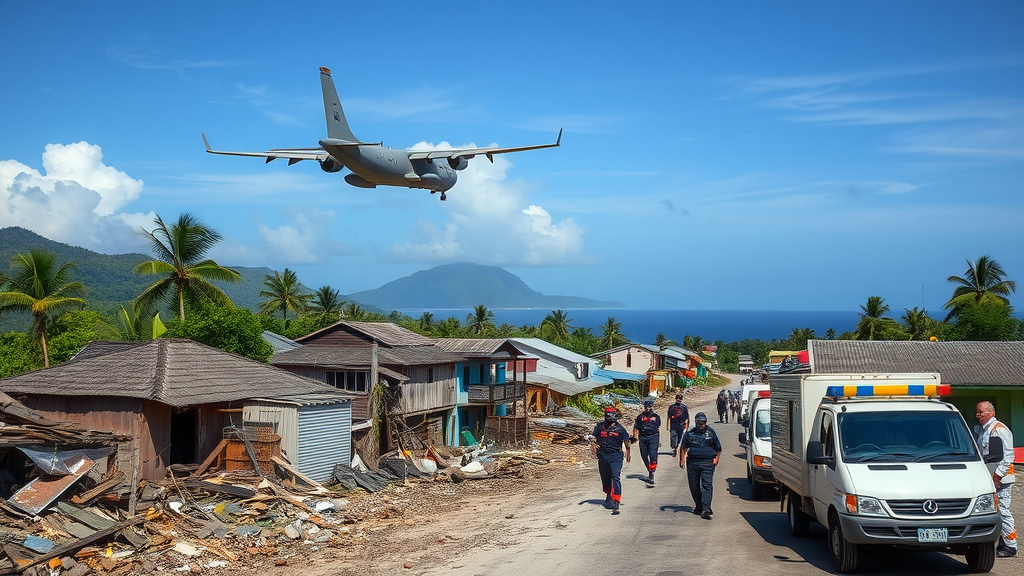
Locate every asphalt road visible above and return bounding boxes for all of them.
[425,377,1020,576]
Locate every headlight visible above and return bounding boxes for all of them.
[845,494,887,516]
[753,455,772,468]
[973,493,996,515]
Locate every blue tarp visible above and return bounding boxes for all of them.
[594,368,648,382]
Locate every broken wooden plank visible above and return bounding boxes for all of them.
[0,515,144,574]
[270,456,328,493]
[194,439,229,476]
[70,471,125,505]
[182,480,256,499]
[55,502,114,530]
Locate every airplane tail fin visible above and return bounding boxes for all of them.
[320,67,360,142]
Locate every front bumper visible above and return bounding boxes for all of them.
[837,511,1001,546]
[752,467,775,485]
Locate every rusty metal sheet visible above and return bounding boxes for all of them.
[8,456,96,515]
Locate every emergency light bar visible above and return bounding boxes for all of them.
[825,384,951,398]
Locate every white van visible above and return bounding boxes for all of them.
[771,373,1001,573]
[738,391,775,499]
[738,382,769,426]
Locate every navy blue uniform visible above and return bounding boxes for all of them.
[667,402,690,450]
[682,425,722,515]
[593,420,630,508]
[633,412,661,475]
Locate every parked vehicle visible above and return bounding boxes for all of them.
[770,372,1002,573]
[738,390,775,499]
[738,382,770,427]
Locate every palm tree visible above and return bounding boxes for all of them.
[787,327,816,350]
[540,309,572,341]
[825,327,836,340]
[97,303,166,341]
[309,285,344,319]
[655,332,680,350]
[418,312,435,332]
[902,307,930,341]
[466,304,495,335]
[259,268,310,320]
[0,250,86,367]
[856,296,892,340]
[133,213,240,322]
[944,255,1017,320]
[344,302,365,321]
[682,334,703,352]
[599,317,628,350]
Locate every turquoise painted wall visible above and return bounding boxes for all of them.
[948,388,1024,448]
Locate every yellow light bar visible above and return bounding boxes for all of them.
[826,384,950,397]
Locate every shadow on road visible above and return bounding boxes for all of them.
[726,476,779,501]
[577,498,607,507]
[739,511,984,575]
[658,504,696,514]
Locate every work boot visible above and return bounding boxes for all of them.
[701,510,712,520]
[672,448,677,457]
[603,495,613,509]
[997,547,1017,558]
[610,500,620,515]
[648,471,655,484]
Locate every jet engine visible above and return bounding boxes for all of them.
[448,157,469,171]
[319,157,343,173]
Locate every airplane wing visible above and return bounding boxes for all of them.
[407,129,562,162]
[202,133,330,164]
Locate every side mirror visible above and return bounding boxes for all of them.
[738,432,747,445]
[984,436,1004,464]
[807,440,833,465]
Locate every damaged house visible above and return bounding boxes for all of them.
[271,321,467,453]
[0,339,353,483]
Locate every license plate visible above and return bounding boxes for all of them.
[917,528,948,543]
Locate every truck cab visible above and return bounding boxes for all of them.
[771,373,1001,573]
[739,391,775,499]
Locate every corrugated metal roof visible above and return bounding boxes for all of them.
[510,338,594,364]
[251,390,354,406]
[262,331,302,353]
[808,340,1024,386]
[272,345,463,369]
[593,368,648,381]
[0,339,342,408]
[434,338,509,355]
[528,359,612,396]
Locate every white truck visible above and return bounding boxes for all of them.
[738,390,775,499]
[771,373,1003,573]
[738,381,770,426]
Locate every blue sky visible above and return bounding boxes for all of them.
[1,1,1021,312]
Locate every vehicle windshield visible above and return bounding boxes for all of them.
[838,410,978,463]
[754,408,771,441]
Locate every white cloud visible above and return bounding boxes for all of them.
[390,143,585,265]
[0,142,152,252]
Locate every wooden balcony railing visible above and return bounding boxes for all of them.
[466,382,526,404]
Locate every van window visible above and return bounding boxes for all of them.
[838,410,979,463]
[820,413,835,457]
[754,408,771,440]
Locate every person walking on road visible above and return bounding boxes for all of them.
[716,390,729,423]
[591,406,632,514]
[974,401,1017,558]
[679,412,722,519]
[633,397,661,484]
[667,393,689,457]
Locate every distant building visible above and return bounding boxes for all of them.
[738,354,754,373]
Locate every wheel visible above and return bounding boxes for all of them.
[787,493,811,537]
[964,542,995,573]
[751,477,765,500]
[747,466,753,485]
[829,510,859,573]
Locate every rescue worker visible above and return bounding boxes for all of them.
[679,412,721,519]
[716,390,729,423]
[975,401,1016,558]
[633,397,662,484]
[667,393,690,457]
[591,405,631,514]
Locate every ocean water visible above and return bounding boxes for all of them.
[397,309,864,344]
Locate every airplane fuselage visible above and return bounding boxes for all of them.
[320,140,458,192]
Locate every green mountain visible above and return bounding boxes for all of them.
[348,263,624,309]
[0,227,337,329]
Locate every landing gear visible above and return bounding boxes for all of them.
[440,192,447,201]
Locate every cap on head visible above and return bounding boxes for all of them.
[695,412,708,424]
[604,406,618,422]
[643,398,655,408]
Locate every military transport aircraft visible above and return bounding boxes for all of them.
[203,67,561,201]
